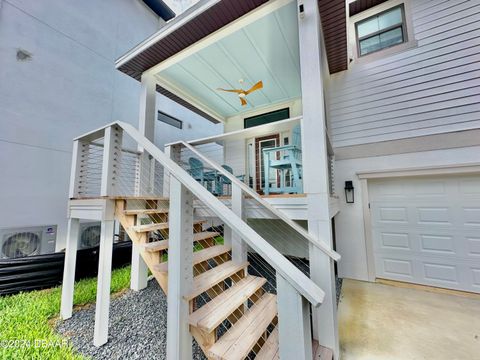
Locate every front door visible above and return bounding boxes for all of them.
[255,134,280,193]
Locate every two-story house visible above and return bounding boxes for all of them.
[60,0,480,359]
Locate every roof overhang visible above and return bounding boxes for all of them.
[117,0,349,123]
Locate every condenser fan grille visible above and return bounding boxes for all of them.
[81,225,101,248]
[2,232,41,259]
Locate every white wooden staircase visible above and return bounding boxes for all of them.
[117,198,265,358]
[114,197,332,359]
[61,122,338,360]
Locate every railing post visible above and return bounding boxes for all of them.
[101,125,123,197]
[69,140,88,198]
[277,273,313,360]
[164,144,181,197]
[167,176,193,360]
[60,217,80,319]
[229,184,248,264]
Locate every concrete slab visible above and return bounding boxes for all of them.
[338,279,480,360]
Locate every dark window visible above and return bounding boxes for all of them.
[356,5,406,56]
[244,108,290,129]
[158,111,182,129]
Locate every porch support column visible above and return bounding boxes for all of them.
[131,73,157,290]
[60,217,80,319]
[298,0,339,358]
[138,72,157,143]
[93,201,115,347]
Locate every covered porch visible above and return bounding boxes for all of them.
[133,0,334,199]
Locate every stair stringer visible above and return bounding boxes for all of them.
[114,200,169,292]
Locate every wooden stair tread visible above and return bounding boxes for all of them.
[206,293,277,360]
[184,261,249,301]
[120,196,169,200]
[312,340,333,360]
[255,327,279,360]
[153,245,231,273]
[123,208,169,215]
[189,275,267,333]
[131,220,206,233]
[141,232,220,252]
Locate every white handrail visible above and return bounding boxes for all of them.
[177,141,341,261]
[76,122,325,307]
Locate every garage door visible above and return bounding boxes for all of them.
[369,175,480,293]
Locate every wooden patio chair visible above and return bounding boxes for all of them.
[262,124,303,195]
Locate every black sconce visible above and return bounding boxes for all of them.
[345,181,354,204]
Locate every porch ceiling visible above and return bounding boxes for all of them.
[154,1,301,121]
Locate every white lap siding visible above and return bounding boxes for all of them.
[327,0,480,147]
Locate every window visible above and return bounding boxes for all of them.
[244,108,290,129]
[356,5,406,56]
[158,111,182,129]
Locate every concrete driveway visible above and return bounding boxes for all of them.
[338,279,480,360]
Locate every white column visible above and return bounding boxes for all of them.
[132,73,157,287]
[101,126,123,197]
[131,215,148,291]
[60,218,80,319]
[93,218,115,347]
[277,274,313,360]
[166,177,193,360]
[68,140,85,199]
[138,73,157,141]
[130,243,148,291]
[230,184,247,264]
[298,0,339,357]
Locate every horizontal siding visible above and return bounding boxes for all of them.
[328,0,480,148]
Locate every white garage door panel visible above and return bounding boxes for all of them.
[369,175,480,293]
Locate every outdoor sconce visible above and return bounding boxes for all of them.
[298,2,305,18]
[345,181,355,204]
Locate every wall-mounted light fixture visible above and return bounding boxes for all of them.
[345,181,354,204]
[298,2,305,19]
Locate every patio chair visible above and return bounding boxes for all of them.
[215,165,246,196]
[188,157,217,193]
[262,124,303,195]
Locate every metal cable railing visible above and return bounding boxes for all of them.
[70,121,329,359]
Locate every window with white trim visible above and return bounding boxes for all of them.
[355,4,406,56]
[158,111,183,129]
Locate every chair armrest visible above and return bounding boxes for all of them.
[262,145,301,153]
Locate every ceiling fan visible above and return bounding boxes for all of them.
[217,80,263,106]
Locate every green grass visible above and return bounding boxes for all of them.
[0,266,131,360]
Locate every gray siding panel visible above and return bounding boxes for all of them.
[328,0,480,147]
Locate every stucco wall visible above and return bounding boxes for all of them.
[0,0,221,251]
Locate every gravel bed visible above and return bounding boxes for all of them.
[57,264,343,360]
[57,280,206,360]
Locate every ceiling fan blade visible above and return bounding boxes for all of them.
[240,97,247,106]
[217,88,243,94]
[245,81,263,95]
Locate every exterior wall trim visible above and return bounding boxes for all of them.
[334,129,480,160]
[357,162,480,179]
